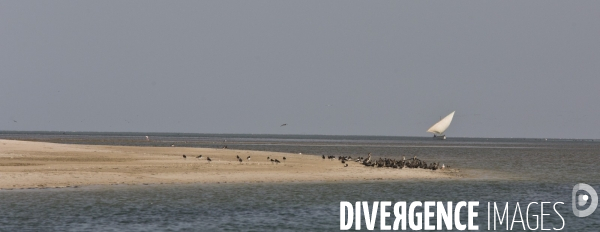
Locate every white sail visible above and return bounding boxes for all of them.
[427,111,455,135]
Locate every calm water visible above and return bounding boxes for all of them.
[1,132,599,231]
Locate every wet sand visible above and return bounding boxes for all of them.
[0,139,460,189]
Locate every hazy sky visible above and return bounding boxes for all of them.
[1,1,599,138]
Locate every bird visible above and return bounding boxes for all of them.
[170,144,175,147]
[145,136,149,141]
[283,157,286,162]
[274,159,280,164]
[267,156,270,160]
[183,155,186,159]
[344,164,348,167]
[364,153,372,163]
[238,158,242,163]
[196,155,203,159]
[270,159,275,164]
[247,156,251,161]
[207,157,212,162]
[280,123,287,127]
[236,155,240,159]
[322,155,325,159]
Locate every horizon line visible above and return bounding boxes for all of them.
[0,130,597,141]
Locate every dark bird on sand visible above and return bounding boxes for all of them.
[283,157,286,161]
[247,156,251,161]
[344,164,348,167]
[207,157,212,162]
[183,155,186,159]
[196,155,202,159]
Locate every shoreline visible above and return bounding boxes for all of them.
[0,139,461,189]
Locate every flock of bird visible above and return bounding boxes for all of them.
[324,153,445,170]
[180,150,445,171]
[181,154,212,162]
[181,154,288,165]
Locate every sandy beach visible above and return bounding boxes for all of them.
[0,139,460,189]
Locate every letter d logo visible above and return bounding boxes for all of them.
[572,183,598,217]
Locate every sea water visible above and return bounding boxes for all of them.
[0,132,599,231]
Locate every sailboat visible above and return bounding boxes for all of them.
[427,111,455,140]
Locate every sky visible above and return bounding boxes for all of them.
[1,1,599,139]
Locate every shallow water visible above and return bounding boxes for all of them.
[1,182,597,231]
[1,132,599,231]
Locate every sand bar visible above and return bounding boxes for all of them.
[0,139,460,189]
